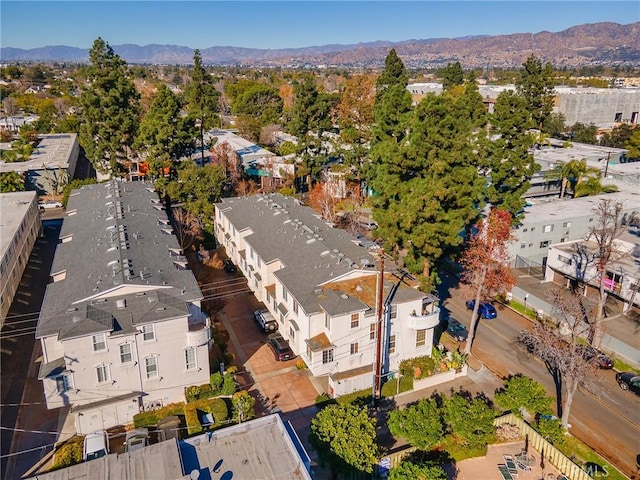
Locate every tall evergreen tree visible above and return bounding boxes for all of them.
[79,37,140,176]
[370,50,484,287]
[516,55,555,130]
[486,90,538,218]
[375,48,408,101]
[441,61,465,91]
[184,49,220,165]
[135,84,196,176]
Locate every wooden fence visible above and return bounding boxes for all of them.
[494,413,593,480]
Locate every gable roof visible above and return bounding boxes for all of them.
[36,181,202,339]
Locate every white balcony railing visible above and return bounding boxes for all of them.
[407,307,441,331]
[186,326,211,347]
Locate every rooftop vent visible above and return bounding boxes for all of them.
[116,299,126,309]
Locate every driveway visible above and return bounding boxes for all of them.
[193,248,321,415]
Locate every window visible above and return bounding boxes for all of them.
[415,329,426,347]
[289,327,296,341]
[543,224,554,233]
[540,241,550,248]
[145,356,159,379]
[350,342,359,355]
[530,227,535,232]
[389,335,396,354]
[322,349,334,364]
[523,228,528,232]
[325,313,330,330]
[560,238,567,243]
[520,244,526,249]
[350,313,359,329]
[293,300,299,315]
[370,323,376,340]
[185,348,197,371]
[141,324,155,341]
[119,344,132,364]
[92,334,106,352]
[558,255,572,265]
[389,305,397,319]
[56,374,73,393]
[282,287,288,302]
[614,112,623,122]
[96,364,110,384]
[563,221,571,228]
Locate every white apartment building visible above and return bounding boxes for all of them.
[214,194,440,398]
[36,181,210,434]
[0,191,41,324]
[544,227,640,313]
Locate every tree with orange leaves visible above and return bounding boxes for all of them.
[461,209,516,355]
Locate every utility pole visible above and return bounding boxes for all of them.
[373,249,385,404]
[603,151,612,178]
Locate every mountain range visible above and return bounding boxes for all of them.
[2,22,639,68]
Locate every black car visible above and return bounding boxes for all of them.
[267,333,295,361]
[616,371,640,396]
[578,344,614,369]
[445,319,468,342]
[223,259,236,273]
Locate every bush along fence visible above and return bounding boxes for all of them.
[494,413,592,480]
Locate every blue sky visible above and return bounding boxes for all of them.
[1,1,638,50]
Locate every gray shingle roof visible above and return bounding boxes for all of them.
[216,194,383,315]
[36,181,202,339]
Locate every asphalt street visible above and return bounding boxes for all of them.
[443,280,640,478]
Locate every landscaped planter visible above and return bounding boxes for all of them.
[413,365,468,390]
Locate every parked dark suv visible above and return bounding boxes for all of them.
[267,333,294,361]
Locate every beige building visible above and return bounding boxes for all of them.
[0,191,41,324]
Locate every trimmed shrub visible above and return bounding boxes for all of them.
[51,436,83,470]
[133,402,184,428]
[381,374,413,397]
[221,374,236,395]
[210,372,223,392]
[185,408,203,436]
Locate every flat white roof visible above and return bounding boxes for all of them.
[0,133,77,174]
[0,191,37,257]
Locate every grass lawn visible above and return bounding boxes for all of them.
[557,435,627,480]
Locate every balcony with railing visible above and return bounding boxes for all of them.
[407,297,440,330]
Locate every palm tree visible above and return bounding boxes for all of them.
[544,158,601,198]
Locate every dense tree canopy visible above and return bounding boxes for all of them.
[516,55,555,130]
[309,404,378,479]
[135,84,196,175]
[0,171,25,192]
[184,49,220,164]
[494,375,553,416]
[486,91,538,217]
[370,51,485,287]
[387,398,443,450]
[79,37,140,175]
[440,61,465,91]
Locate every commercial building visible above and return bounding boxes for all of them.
[407,83,640,128]
[0,191,41,324]
[215,193,440,398]
[35,180,210,434]
[0,133,79,196]
[509,191,639,267]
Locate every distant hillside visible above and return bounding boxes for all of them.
[1,22,638,68]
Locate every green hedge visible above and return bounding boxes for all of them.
[381,375,413,397]
[134,398,229,436]
[186,373,236,402]
[133,402,185,428]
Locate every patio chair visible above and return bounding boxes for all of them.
[503,454,519,476]
[515,459,533,474]
[498,464,515,480]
